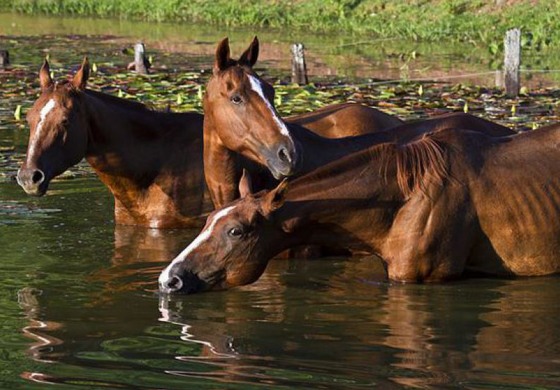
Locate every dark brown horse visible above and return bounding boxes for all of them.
[17,58,211,228]
[203,37,514,208]
[159,123,560,293]
[16,58,399,228]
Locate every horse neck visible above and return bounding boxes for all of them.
[289,124,393,175]
[275,145,405,251]
[82,90,203,176]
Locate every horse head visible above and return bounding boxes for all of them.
[17,58,90,196]
[159,171,289,294]
[204,37,299,180]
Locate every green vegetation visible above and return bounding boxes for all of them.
[0,1,558,49]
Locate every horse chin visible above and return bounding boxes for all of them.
[19,180,50,197]
[267,160,294,180]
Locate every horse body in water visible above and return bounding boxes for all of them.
[203,37,514,208]
[17,59,210,228]
[159,123,560,293]
[17,58,401,228]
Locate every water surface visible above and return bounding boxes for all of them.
[1,178,560,388]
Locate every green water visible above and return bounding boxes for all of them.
[1,12,560,389]
[1,177,560,388]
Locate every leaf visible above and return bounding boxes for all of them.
[13,105,22,121]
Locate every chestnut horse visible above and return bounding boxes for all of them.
[17,58,210,228]
[203,37,514,208]
[16,58,400,228]
[160,123,560,293]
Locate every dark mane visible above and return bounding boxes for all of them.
[85,89,155,112]
[390,133,449,197]
[289,133,449,199]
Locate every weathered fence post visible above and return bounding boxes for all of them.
[130,42,149,74]
[504,28,521,98]
[291,43,308,85]
[495,70,504,88]
[0,50,9,69]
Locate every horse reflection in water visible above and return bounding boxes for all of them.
[17,287,63,364]
[157,258,560,388]
[16,252,560,388]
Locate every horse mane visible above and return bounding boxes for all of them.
[385,133,449,198]
[85,89,156,112]
[288,132,449,202]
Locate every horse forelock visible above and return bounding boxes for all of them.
[390,134,449,198]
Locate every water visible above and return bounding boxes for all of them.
[1,179,560,388]
[1,12,560,389]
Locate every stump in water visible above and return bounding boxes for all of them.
[0,50,9,69]
[127,43,150,74]
[291,43,308,85]
[504,28,521,98]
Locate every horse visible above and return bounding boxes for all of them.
[17,58,211,228]
[16,58,400,228]
[159,123,560,293]
[203,36,514,208]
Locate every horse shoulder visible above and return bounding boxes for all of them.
[381,176,475,282]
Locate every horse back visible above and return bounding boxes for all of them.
[285,103,403,138]
[463,126,560,275]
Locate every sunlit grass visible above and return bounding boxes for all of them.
[1,0,559,50]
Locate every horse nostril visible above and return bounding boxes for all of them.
[165,275,184,292]
[31,170,45,185]
[278,147,291,164]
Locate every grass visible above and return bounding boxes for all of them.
[0,1,558,50]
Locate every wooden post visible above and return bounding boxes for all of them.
[0,50,9,69]
[495,70,504,88]
[504,28,521,97]
[133,42,149,74]
[291,43,308,85]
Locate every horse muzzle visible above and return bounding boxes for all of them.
[159,268,206,295]
[262,142,298,180]
[16,168,48,196]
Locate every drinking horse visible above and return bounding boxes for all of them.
[160,123,560,293]
[203,37,514,208]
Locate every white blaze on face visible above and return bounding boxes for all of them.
[248,75,293,141]
[159,205,236,288]
[27,98,57,163]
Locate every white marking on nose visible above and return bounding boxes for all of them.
[27,98,57,163]
[158,205,236,289]
[248,75,293,140]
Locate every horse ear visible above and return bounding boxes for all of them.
[214,37,232,74]
[238,169,254,198]
[72,57,89,90]
[238,36,259,68]
[262,179,288,216]
[39,59,53,91]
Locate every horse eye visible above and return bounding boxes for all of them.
[230,94,243,105]
[228,227,244,237]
